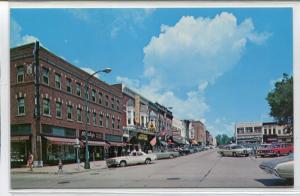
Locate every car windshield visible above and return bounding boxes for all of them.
[231,145,243,149]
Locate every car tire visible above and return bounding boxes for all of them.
[169,155,174,159]
[145,158,151,164]
[119,161,127,167]
[232,152,237,157]
[221,152,224,157]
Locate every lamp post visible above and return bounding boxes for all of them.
[84,68,111,169]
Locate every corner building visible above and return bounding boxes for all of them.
[11,43,123,167]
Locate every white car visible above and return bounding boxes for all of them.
[217,144,250,157]
[106,151,157,167]
[259,153,294,180]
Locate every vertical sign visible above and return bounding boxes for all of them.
[134,95,140,125]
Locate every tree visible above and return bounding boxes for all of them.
[266,73,293,133]
[216,134,233,145]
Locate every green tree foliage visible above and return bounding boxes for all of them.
[215,134,234,145]
[266,73,293,133]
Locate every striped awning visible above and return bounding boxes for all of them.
[44,136,80,146]
[11,135,30,142]
[107,141,126,147]
[87,140,109,147]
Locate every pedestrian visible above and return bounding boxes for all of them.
[58,159,63,174]
[27,152,34,171]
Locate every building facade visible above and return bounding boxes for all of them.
[11,43,123,167]
[235,122,263,144]
[262,122,293,143]
[191,121,206,146]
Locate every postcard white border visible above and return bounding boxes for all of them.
[1,1,300,196]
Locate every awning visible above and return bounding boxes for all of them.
[11,135,30,142]
[44,136,78,146]
[107,141,126,147]
[172,137,185,145]
[192,140,198,145]
[87,140,109,147]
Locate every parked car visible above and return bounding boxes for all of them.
[152,150,180,160]
[217,144,250,157]
[106,151,157,168]
[179,147,193,155]
[259,153,293,180]
[257,143,293,157]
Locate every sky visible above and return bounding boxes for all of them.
[10,8,293,137]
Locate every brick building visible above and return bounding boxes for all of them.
[11,43,123,167]
[191,120,206,146]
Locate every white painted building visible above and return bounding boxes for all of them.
[171,118,186,139]
[235,122,263,144]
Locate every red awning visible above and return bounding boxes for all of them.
[44,136,78,146]
[108,141,125,147]
[87,140,109,147]
[11,136,30,142]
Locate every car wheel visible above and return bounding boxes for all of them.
[221,152,224,157]
[145,158,151,164]
[245,154,249,157]
[169,155,174,159]
[276,152,280,157]
[232,152,237,157]
[119,161,127,167]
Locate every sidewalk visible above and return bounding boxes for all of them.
[11,160,107,175]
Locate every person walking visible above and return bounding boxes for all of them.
[27,153,34,171]
[58,159,63,174]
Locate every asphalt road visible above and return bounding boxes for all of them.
[11,149,293,189]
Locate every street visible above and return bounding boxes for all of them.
[11,149,292,189]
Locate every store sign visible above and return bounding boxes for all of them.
[134,95,140,125]
[148,121,156,132]
[138,133,148,141]
[80,130,103,140]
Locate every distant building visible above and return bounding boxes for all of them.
[191,121,206,146]
[262,122,293,143]
[235,122,263,144]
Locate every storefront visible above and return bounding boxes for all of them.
[106,134,125,158]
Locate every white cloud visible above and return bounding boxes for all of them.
[116,76,140,90]
[143,12,270,90]
[198,81,208,92]
[10,19,39,47]
[67,9,91,22]
[206,119,235,137]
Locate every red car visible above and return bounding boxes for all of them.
[256,143,293,157]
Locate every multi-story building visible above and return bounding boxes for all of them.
[191,120,206,146]
[155,102,173,137]
[235,122,263,144]
[262,122,293,143]
[11,43,123,167]
[121,85,156,152]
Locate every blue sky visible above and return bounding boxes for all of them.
[10,8,293,137]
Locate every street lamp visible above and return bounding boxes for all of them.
[84,68,112,169]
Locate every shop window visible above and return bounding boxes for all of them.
[42,67,49,85]
[67,105,73,120]
[273,129,276,135]
[43,98,50,116]
[93,112,97,125]
[127,111,131,125]
[77,108,82,122]
[17,65,24,83]
[76,82,81,97]
[11,124,31,135]
[99,114,103,127]
[55,73,61,89]
[17,97,25,115]
[56,102,62,119]
[66,78,72,93]
[92,89,96,102]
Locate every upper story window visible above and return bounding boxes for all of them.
[17,97,25,115]
[85,87,89,100]
[264,129,267,135]
[87,111,90,124]
[273,129,276,134]
[67,105,73,120]
[99,114,103,127]
[56,102,62,119]
[278,129,281,135]
[117,119,121,129]
[43,98,50,116]
[106,115,109,128]
[105,95,109,107]
[93,112,97,125]
[76,82,81,97]
[98,92,103,104]
[55,73,61,89]
[42,67,49,85]
[77,108,82,122]
[92,89,96,102]
[66,78,72,93]
[17,65,25,83]
[112,117,115,129]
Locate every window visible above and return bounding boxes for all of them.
[99,114,103,127]
[76,83,81,96]
[117,119,120,129]
[87,111,90,124]
[278,129,281,135]
[111,97,115,109]
[17,97,25,115]
[273,129,276,135]
[264,129,267,135]
[17,65,25,83]
[141,116,144,127]
[93,112,97,125]
[92,90,96,102]
[43,99,50,116]
[269,129,271,135]
[105,95,109,107]
[85,86,89,100]
[77,108,82,122]
[112,118,115,129]
[42,67,49,84]
[66,78,72,93]
[127,111,131,125]
[56,102,62,118]
[67,105,73,120]
[55,73,61,89]
[106,116,109,128]
[98,93,102,104]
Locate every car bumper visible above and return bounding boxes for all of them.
[259,164,280,177]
